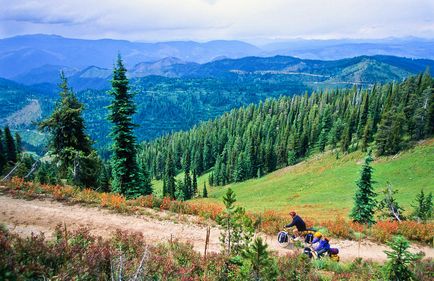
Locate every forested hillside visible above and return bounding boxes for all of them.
[2,55,434,155]
[140,71,433,199]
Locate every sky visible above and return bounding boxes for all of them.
[1,0,434,44]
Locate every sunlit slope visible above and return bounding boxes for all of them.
[191,139,434,220]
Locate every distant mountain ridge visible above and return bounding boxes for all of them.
[12,54,434,90]
[0,34,260,78]
[2,34,434,80]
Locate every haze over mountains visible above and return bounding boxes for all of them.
[1,34,434,80]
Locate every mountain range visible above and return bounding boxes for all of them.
[2,34,434,79]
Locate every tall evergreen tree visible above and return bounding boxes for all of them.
[183,150,192,199]
[350,150,377,225]
[164,149,176,198]
[39,72,100,188]
[4,126,17,164]
[202,182,208,198]
[14,132,22,154]
[108,55,148,197]
[192,169,198,197]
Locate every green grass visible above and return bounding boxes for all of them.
[190,139,434,220]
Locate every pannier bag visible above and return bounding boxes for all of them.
[329,248,339,255]
[277,231,289,243]
[330,254,340,262]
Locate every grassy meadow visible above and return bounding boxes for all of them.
[153,139,434,221]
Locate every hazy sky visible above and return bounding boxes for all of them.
[1,0,434,43]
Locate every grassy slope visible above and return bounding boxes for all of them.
[164,139,434,221]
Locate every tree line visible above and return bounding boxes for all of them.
[140,70,433,198]
[0,126,22,176]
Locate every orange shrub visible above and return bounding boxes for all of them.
[75,188,100,204]
[130,195,155,208]
[370,221,399,243]
[100,193,126,211]
[349,221,364,233]
[10,176,24,189]
[322,217,352,239]
[398,221,434,244]
[255,210,287,234]
[186,201,223,220]
[160,197,172,211]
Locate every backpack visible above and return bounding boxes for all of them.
[305,233,314,243]
[278,231,289,243]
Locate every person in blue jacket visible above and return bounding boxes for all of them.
[284,211,307,239]
[313,236,331,257]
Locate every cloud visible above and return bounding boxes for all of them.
[0,0,433,42]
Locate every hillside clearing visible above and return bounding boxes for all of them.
[192,139,434,220]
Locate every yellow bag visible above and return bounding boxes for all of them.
[330,254,340,262]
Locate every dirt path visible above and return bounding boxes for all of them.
[1,195,432,262]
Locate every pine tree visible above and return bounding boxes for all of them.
[39,73,100,188]
[192,169,198,197]
[15,132,22,154]
[108,55,146,198]
[183,172,192,200]
[183,150,192,199]
[317,128,327,152]
[361,118,373,152]
[412,190,433,222]
[350,150,377,225]
[217,188,253,255]
[164,149,176,198]
[98,163,111,192]
[240,237,278,281]
[4,126,17,164]
[384,236,421,281]
[202,182,208,198]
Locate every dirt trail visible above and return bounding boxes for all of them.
[1,195,432,262]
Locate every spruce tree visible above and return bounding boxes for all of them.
[412,190,433,222]
[15,132,22,154]
[4,126,17,164]
[384,236,420,281]
[203,182,208,198]
[108,55,147,198]
[350,150,377,225]
[240,237,278,281]
[192,169,198,197]
[39,72,100,188]
[164,149,176,198]
[183,150,192,199]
